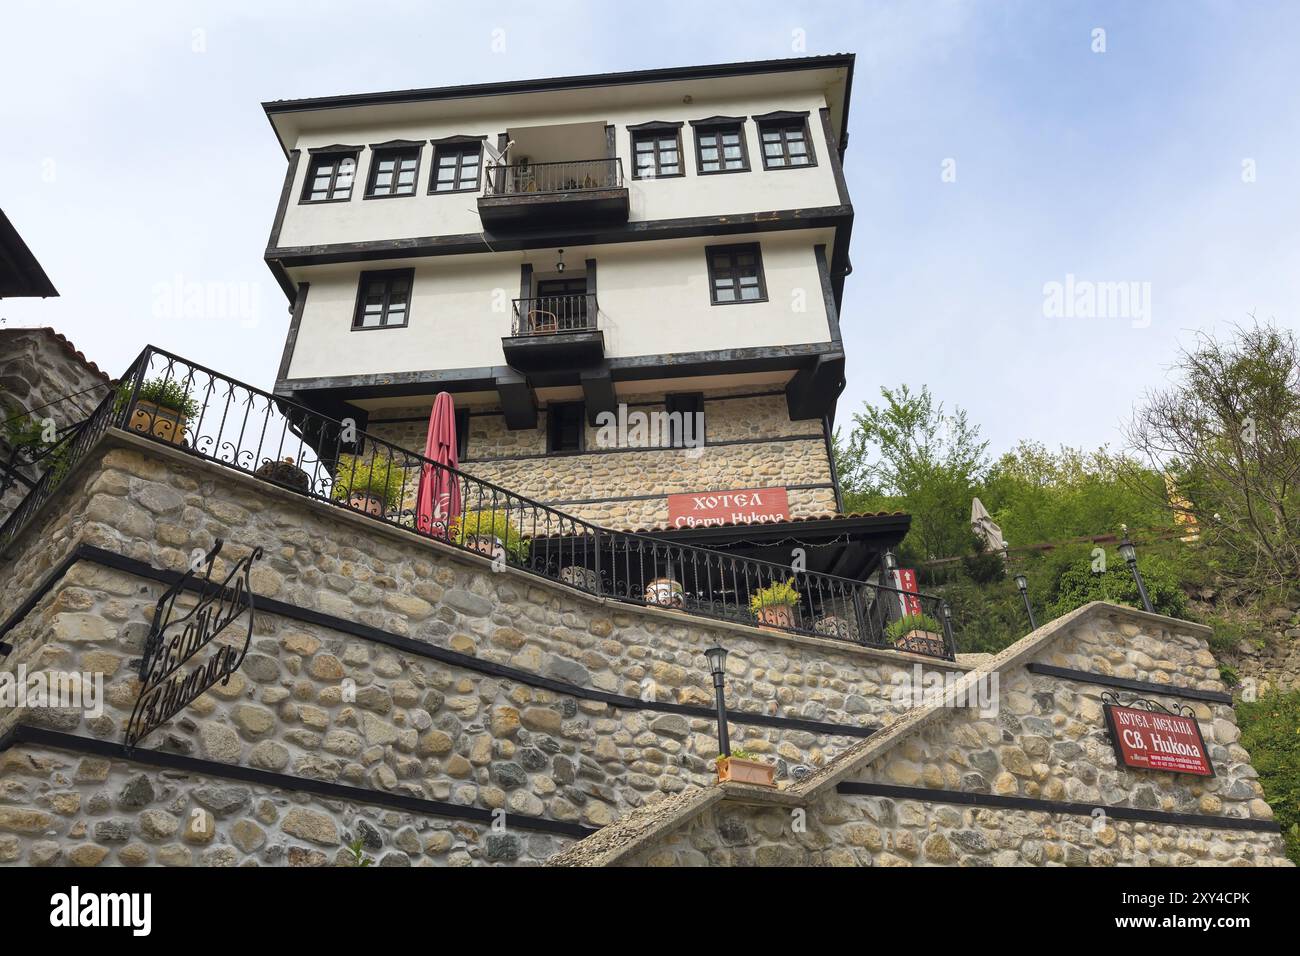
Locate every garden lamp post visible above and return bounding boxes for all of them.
[1118,537,1154,613]
[940,601,956,658]
[1014,573,1037,630]
[704,646,730,758]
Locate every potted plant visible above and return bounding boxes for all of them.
[254,455,310,493]
[121,378,198,445]
[644,576,685,609]
[331,454,406,517]
[716,748,776,787]
[885,612,946,655]
[453,509,529,563]
[749,577,801,630]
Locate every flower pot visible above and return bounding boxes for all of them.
[753,604,796,629]
[560,566,600,591]
[716,756,776,788]
[129,400,186,445]
[255,457,310,492]
[814,615,855,641]
[894,629,946,657]
[347,492,385,516]
[645,577,684,608]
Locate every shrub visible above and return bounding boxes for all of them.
[453,508,529,562]
[1045,547,1189,620]
[885,612,943,642]
[118,378,199,419]
[1237,691,1300,864]
[749,577,801,615]
[330,455,407,510]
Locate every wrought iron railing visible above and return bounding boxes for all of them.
[511,293,598,336]
[0,346,956,660]
[484,158,624,197]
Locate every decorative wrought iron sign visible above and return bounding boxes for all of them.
[125,539,262,750]
[1101,692,1214,777]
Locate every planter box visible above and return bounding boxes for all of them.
[716,756,776,788]
[128,400,187,445]
[753,604,796,629]
[894,629,947,657]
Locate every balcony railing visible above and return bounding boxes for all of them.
[511,293,598,336]
[0,345,957,660]
[484,158,624,197]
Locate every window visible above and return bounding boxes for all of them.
[366,143,421,198]
[430,140,483,193]
[352,269,413,329]
[301,149,359,202]
[756,113,817,170]
[534,277,591,331]
[548,402,585,452]
[629,122,684,179]
[691,118,749,174]
[706,243,767,305]
[665,393,705,448]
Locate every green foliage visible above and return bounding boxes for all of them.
[345,838,374,867]
[1045,546,1189,620]
[453,508,530,561]
[835,384,989,560]
[718,749,764,762]
[961,548,1006,585]
[982,441,1173,547]
[119,378,199,418]
[885,612,942,642]
[1237,691,1300,864]
[749,577,801,614]
[331,455,407,509]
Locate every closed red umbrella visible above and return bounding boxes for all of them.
[416,392,461,539]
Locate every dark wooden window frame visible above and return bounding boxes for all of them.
[628,121,686,181]
[705,242,768,306]
[428,135,487,195]
[754,110,819,171]
[364,140,424,200]
[455,407,470,459]
[300,145,363,204]
[689,116,750,175]
[351,268,415,331]
[547,401,586,452]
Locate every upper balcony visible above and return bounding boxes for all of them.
[501,291,605,371]
[479,157,628,230]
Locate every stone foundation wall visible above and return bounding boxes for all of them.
[604,608,1292,867]
[366,388,838,529]
[0,744,570,867]
[0,430,955,866]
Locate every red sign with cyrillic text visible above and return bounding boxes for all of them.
[667,487,790,529]
[1103,704,1214,777]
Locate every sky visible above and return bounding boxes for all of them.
[2,0,1298,458]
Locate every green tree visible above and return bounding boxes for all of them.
[835,385,989,561]
[1124,322,1300,587]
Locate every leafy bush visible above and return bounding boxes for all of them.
[718,748,765,762]
[961,547,1006,585]
[1237,691,1300,864]
[118,378,199,419]
[749,577,801,615]
[885,612,943,642]
[453,508,529,562]
[1045,546,1188,620]
[331,455,407,510]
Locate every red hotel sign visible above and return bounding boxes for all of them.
[667,487,790,529]
[1103,704,1214,777]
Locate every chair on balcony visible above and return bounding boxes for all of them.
[528,309,558,334]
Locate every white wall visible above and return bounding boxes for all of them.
[274,91,844,249]
[284,231,835,380]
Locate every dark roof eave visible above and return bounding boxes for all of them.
[262,54,856,156]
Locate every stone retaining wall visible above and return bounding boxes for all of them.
[0,430,956,866]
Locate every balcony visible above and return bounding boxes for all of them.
[501,292,605,372]
[478,158,628,229]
